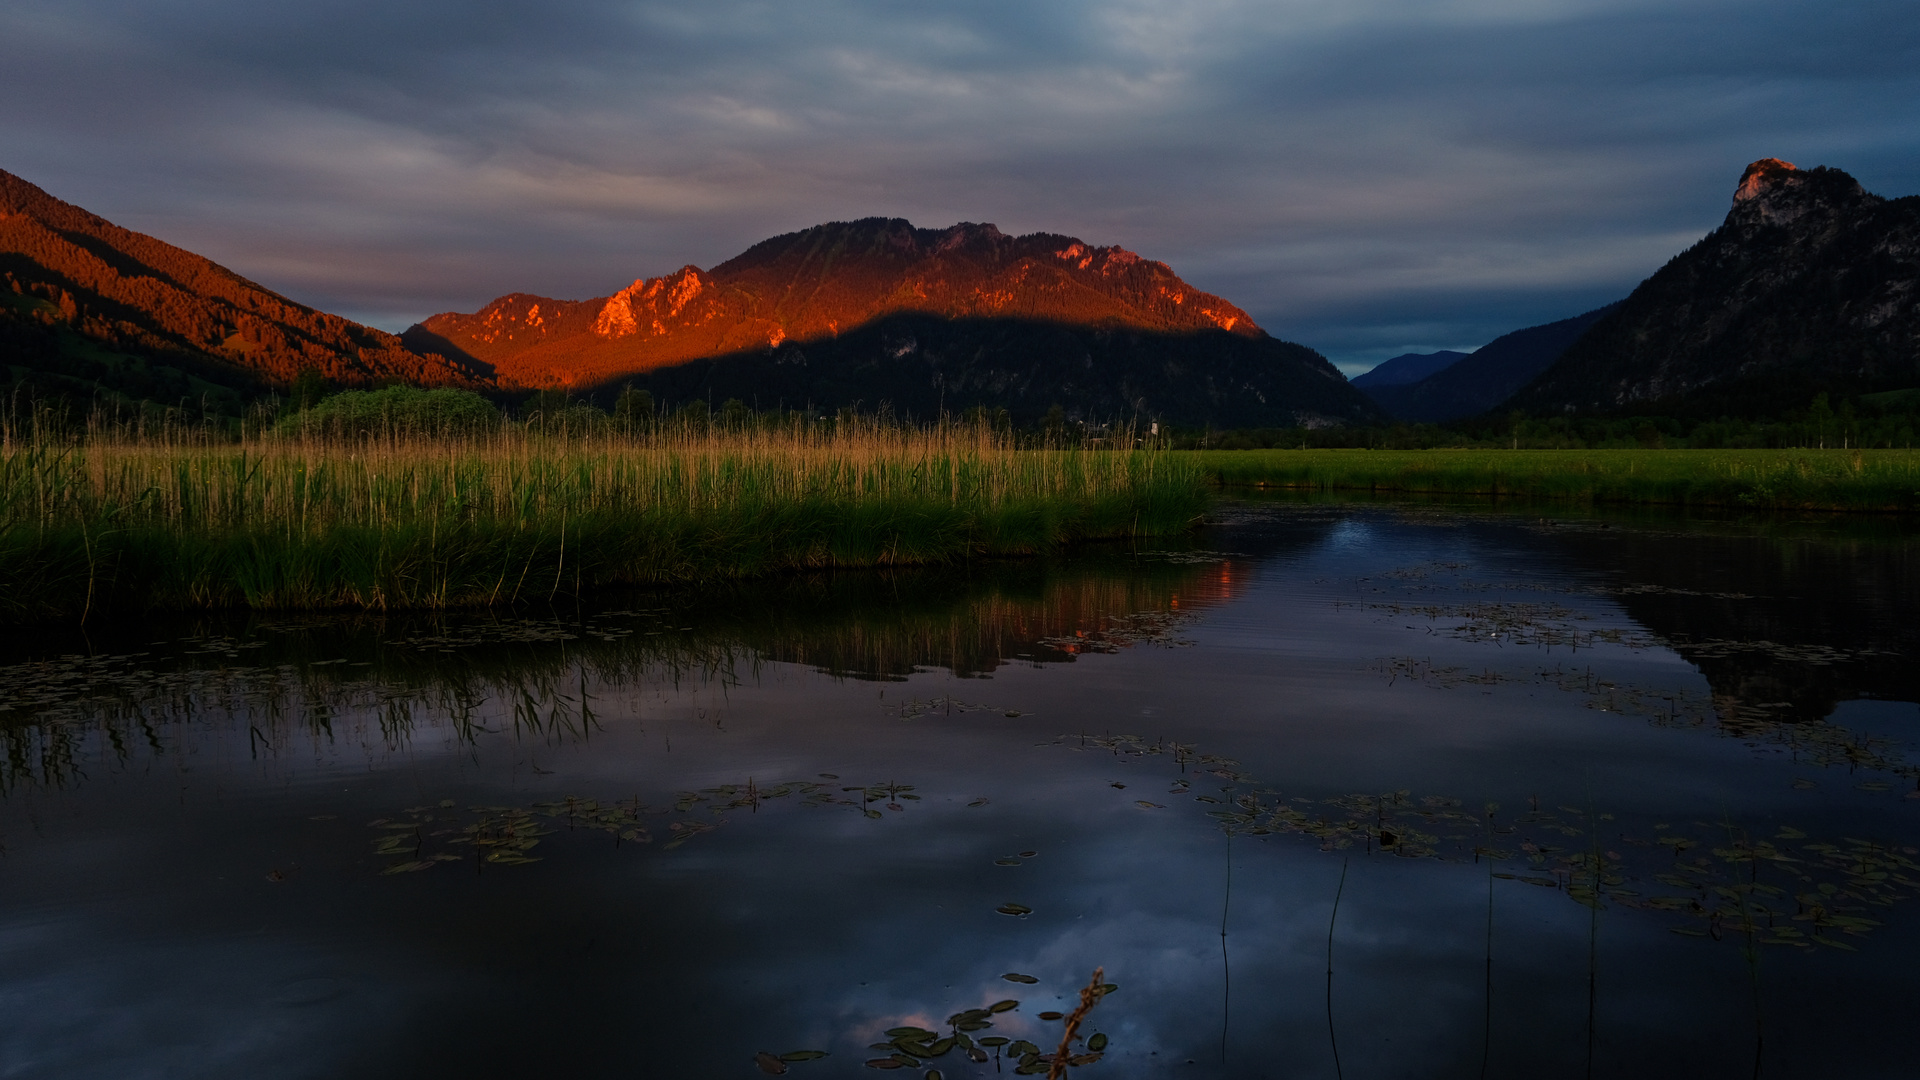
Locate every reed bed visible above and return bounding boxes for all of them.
[0,420,1207,619]
[1193,448,1920,512]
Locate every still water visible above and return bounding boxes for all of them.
[2,497,1916,1079]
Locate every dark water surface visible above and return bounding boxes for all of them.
[3,498,1917,1079]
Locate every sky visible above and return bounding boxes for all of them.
[3,0,1916,375]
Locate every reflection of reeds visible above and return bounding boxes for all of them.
[0,416,1207,618]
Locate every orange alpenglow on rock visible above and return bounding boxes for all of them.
[408,218,1267,390]
[1733,157,1797,201]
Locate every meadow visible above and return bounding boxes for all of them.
[1190,447,1920,512]
[0,415,1207,620]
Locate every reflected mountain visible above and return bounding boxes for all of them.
[1542,517,1919,723]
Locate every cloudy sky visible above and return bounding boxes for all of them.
[4,0,1916,373]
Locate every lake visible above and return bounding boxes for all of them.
[3,496,1916,1079]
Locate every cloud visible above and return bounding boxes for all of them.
[2,0,1915,362]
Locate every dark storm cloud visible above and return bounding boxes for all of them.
[4,0,1916,371]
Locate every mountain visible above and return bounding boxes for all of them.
[1361,304,1620,422]
[0,168,489,411]
[1349,350,1469,390]
[1507,159,1920,417]
[408,219,1381,427]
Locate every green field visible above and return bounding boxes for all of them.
[0,422,1207,620]
[1189,448,1920,511]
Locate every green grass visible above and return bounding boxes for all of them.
[1188,448,1920,512]
[0,422,1208,620]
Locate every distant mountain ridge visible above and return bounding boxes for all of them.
[1349,350,1469,389]
[0,168,487,405]
[409,218,1381,426]
[1360,304,1621,422]
[1509,159,1920,416]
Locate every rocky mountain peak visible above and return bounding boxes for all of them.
[933,222,1007,253]
[1727,158,1875,229]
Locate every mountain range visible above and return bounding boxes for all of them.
[1348,350,1469,390]
[406,219,1379,427]
[4,158,1913,428]
[1357,304,1621,422]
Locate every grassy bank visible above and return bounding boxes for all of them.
[0,422,1207,619]
[1191,448,1920,512]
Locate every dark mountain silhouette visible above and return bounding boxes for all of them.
[409,219,1381,426]
[0,168,491,409]
[1359,304,1620,422]
[1349,350,1468,390]
[1508,159,1920,417]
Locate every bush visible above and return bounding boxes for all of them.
[279,387,501,438]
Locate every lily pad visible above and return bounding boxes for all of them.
[995,903,1033,916]
[1002,973,1039,984]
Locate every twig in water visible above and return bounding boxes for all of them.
[1046,967,1107,1080]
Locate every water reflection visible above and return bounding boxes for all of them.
[1,501,1916,1079]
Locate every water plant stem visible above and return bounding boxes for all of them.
[1327,858,1348,1080]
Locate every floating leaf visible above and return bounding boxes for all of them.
[994,859,1022,866]
[778,1051,829,1062]
[380,860,434,875]
[1037,1011,1063,1021]
[1098,983,1118,995]
[967,798,990,807]
[1002,973,1039,984]
[755,1051,788,1075]
[1135,800,1165,809]
[1019,851,1038,858]
[864,1059,903,1070]
[995,903,1033,916]
[989,1000,1019,1013]
[978,1037,1010,1047]
[1087,1033,1108,1052]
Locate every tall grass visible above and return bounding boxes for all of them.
[0,416,1207,619]
[1191,448,1920,512]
